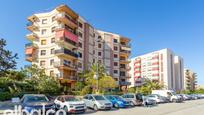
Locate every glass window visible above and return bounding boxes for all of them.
[114,62,118,66]
[41,40,46,45]
[114,54,118,58]
[113,39,118,43]
[98,52,102,56]
[79,42,82,48]
[42,19,47,24]
[98,43,102,48]
[50,70,54,76]
[50,59,54,66]
[50,48,55,54]
[40,61,45,66]
[41,29,47,35]
[52,16,56,22]
[51,38,55,43]
[114,70,118,74]
[40,50,46,55]
[78,32,83,38]
[114,46,118,51]
[78,22,83,28]
[51,27,56,33]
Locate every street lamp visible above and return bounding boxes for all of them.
[94,39,101,94]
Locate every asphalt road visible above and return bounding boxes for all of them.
[85,99,204,115]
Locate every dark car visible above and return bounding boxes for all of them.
[21,94,55,114]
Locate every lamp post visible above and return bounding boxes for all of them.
[94,39,101,94]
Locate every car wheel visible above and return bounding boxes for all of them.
[130,101,135,106]
[172,99,177,103]
[93,105,98,111]
[114,103,119,108]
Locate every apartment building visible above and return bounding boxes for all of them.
[128,48,184,91]
[25,4,131,90]
[184,69,197,91]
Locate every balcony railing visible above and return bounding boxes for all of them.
[120,50,131,54]
[54,61,77,70]
[55,48,78,58]
[55,28,78,43]
[119,81,131,86]
[25,43,37,48]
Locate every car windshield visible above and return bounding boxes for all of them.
[113,96,124,100]
[65,97,79,101]
[24,96,48,103]
[94,95,105,100]
[105,96,114,100]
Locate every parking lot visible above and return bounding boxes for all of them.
[84,99,204,115]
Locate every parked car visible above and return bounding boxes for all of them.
[83,94,112,111]
[190,94,199,100]
[143,96,157,106]
[152,90,183,103]
[20,94,55,114]
[146,94,168,103]
[178,94,191,101]
[54,95,86,114]
[104,95,130,108]
[121,93,143,106]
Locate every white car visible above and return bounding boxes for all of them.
[146,94,167,103]
[54,95,86,114]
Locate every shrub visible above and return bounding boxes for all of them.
[0,92,13,101]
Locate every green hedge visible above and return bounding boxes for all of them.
[0,92,13,101]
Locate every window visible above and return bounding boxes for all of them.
[41,40,46,45]
[52,16,56,22]
[78,62,82,68]
[78,52,82,58]
[50,59,54,66]
[41,29,47,35]
[114,54,118,58]
[78,32,83,38]
[79,42,82,48]
[98,43,102,48]
[98,52,102,56]
[40,50,46,55]
[51,27,56,33]
[114,62,118,66]
[114,70,118,74]
[98,60,102,63]
[93,59,95,63]
[50,70,54,76]
[40,60,45,66]
[114,46,118,51]
[78,22,83,28]
[50,48,55,54]
[51,38,55,43]
[42,19,47,24]
[113,39,118,43]
[93,50,95,54]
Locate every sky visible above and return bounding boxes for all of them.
[0,0,203,84]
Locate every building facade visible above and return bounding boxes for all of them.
[128,49,184,91]
[184,69,197,91]
[25,4,131,89]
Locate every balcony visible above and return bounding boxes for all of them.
[56,12,77,29]
[120,58,131,64]
[55,28,78,43]
[59,76,77,82]
[55,48,78,60]
[26,22,38,31]
[120,66,131,71]
[56,5,78,20]
[27,14,39,22]
[56,36,77,49]
[26,33,38,41]
[120,50,131,56]
[119,81,131,86]
[120,43,131,51]
[54,61,77,71]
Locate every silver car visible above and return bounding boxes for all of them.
[121,93,143,106]
[83,94,112,111]
[146,94,168,103]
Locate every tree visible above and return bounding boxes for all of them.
[99,76,117,93]
[137,78,164,95]
[0,38,18,76]
[80,63,117,94]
